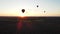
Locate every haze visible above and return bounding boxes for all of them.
[0,0,60,16]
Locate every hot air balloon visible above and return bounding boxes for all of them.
[44,11,46,13]
[21,9,25,13]
[37,5,39,8]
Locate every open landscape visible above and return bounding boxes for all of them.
[0,16,60,34]
[0,0,60,34]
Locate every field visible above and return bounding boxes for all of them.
[0,16,60,34]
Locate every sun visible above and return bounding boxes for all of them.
[20,13,26,18]
[20,13,24,16]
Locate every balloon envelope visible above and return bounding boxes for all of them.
[21,9,25,13]
[37,5,39,8]
[44,11,46,13]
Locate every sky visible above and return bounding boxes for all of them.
[0,0,60,16]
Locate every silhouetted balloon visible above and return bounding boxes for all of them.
[21,9,25,13]
[37,5,39,8]
[44,11,46,13]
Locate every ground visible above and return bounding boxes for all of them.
[0,16,60,34]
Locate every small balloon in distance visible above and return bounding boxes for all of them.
[21,9,25,13]
[44,11,46,13]
[37,5,39,8]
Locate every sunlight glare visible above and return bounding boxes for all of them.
[20,13,26,18]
